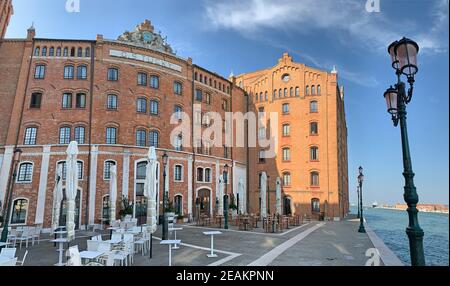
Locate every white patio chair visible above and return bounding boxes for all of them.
[0,247,16,259]
[0,258,17,266]
[32,227,41,245]
[16,250,28,266]
[134,231,150,256]
[16,229,32,249]
[66,246,82,266]
[6,229,18,247]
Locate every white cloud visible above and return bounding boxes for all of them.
[204,0,448,54]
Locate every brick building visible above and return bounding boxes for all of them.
[0,0,348,231]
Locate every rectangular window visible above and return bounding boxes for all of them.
[77,66,87,80]
[107,95,118,110]
[108,68,119,81]
[76,93,86,108]
[59,127,71,144]
[77,161,83,180]
[205,93,211,105]
[62,93,72,109]
[283,148,291,161]
[34,65,46,79]
[174,166,183,182]
[30,93,42,108]
[106,127,117,144]
[311,147,319,161]
[136,130,147,147]
[195,89,203,101]
[259,150,266,164]
[310,101,319,113]
[24,127,37,145]
[222,99,228,111]
[104,161,116,180]
[283,124,290,137]
[224,146,229,159]
[138,73,147,86]
[18,164,33,182]
[282,104,290,114]
[149,132,159,147]
[64,66,74,79]
[311,122,319,135]
[74,127,85,144]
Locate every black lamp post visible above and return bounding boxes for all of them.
[267,175,270,215]
[357,167,366,233]
[384,37,425,266]
[357,186,361,219]
[1,148,23,246]
[223,164,229,229]
[161,152,169,240]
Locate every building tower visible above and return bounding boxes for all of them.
[0,0,13,40]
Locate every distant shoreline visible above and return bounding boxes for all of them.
[374,206,449,215]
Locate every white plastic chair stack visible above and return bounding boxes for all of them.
[66,246,82,266]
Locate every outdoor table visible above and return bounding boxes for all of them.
[169,228,183,249]
[203,231,222,258]
[0,242,10,248]
[79,251,105,264]
[51,238,68,266]
[160,240,181,266]
[104,238,122,246]
[53,230,68,247]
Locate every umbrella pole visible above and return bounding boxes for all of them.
[150,234,153,259]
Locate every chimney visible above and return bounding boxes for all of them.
[27,24,35,40]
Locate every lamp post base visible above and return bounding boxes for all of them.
[358,226,366,233]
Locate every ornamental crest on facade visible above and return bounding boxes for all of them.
[117,20,174,54]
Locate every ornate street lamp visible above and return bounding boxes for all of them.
[223,164,229,229]
[357,186,361,219]
[383,38,425,266]
[161,152,169,240]
[1,148,23,246]
[357,167,366,233]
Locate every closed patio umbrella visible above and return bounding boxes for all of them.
[238,179,245,215]
[109,164,118,224]
[218,175,224,216]
[260,172,267,219]
[65,141,79,242]
[51,164,64,235]
[144,147,158,258]
[276,177,282,215]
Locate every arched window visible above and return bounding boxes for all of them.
[295,87,300,97]
[150,75,159,89]
[104,160,116,180]
[317,85,321,95]
[273,90,277,100]
[311,198,320,213]
[24,127,38,145]
[77,65,87,80]
[107,68,119,81]
[204,168,212,183]
[282,103,290,114]
[284,88,288,97]
[197,168,204,182]
[311,172,320,187]
[42,47,47,56]
[312,85,316,95]
[70,47,75,57]
[174,165,183,182]
[265,91,268,101]
[62,93,72,109]
[59,126,71,144]
[63,47,69,57]
[306,86,310,95]
[260,93,263,102]
[64,65,74,79]
[102,195,110,221]
[149,131,159,147]
[34,65,46,79]
[74,126,85,144]
[56,47,62,57]
[77,47,83,57]
[49,47,55,56]
[136,129,147,147]
[136,98,147,113]
[75,93,86,108]
[174,133,183,151]
[174,105,183,121]
[310,147,319,161]
[57,161,67,180]
[279,89,282,98]
[18,163,33,182]
[282,148,291,162]
[282,124,290,137]
[150,100,159,115]
[310,122,319,135]
[290,87,294,97]
[11,199,28,224]
[137,72,147,86]
[310,101,318,113]
[174,82,182,95]
[85,47,91,57]
[194,72,198,81]
[283,172,291,187]
[34,47,40,56]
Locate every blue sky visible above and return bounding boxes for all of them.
[6,0,449,205]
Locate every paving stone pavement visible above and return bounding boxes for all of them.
[9,216,384,266]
